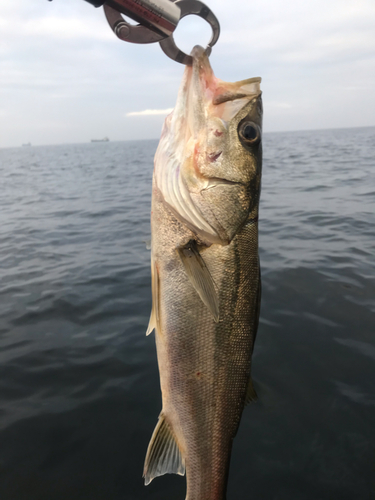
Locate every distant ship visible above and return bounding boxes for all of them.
[22,143,32,147]
[91,137,109,143]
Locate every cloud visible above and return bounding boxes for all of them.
[126,109,174,117]
[22,16,113,40]
[267,102,293,109]
[1,0,374,147]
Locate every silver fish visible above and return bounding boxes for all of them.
[144,46,262,500]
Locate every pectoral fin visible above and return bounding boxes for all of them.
[143,414,185,485]
[177,241,219,322]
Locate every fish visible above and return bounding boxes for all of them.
[143,45,263,500]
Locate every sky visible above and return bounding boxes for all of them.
[1,0,374,147]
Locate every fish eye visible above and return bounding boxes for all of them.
[238,121,261,145]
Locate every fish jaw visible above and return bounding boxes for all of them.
[154,46,262,244]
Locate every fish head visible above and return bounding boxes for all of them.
[154,46,262,244]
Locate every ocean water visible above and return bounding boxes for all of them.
[0,127,374,500]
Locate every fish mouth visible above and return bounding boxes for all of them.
[189,45,262,101]
[183,46,262,132]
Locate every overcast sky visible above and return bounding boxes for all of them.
[1,0,374,147]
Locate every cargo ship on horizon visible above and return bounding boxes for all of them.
[91,137,109,143]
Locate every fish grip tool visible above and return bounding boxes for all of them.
[81,0,220,64]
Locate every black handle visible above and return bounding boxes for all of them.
[47,0,106,6]
[83,0,105,6]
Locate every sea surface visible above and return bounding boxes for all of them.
[0,127,374,500]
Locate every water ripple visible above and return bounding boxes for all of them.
[0,131,374,499]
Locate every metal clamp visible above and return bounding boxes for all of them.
[104,4,166,43]
[103,0,220,63]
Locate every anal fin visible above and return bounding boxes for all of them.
[143,414,185,485]
[146,309,156,336]
[146,257,160,336]
[177,240,219,322]
[245,377,258,405]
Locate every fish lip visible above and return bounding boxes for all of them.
[190,46,215,98]
[213,92,249,105]
[201,177,245,190]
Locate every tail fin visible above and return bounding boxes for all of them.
[143,414,185,485]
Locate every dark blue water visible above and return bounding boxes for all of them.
[0,127,374,500]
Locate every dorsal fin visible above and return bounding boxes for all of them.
[143,414,185,485]
[177,241,219,322]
